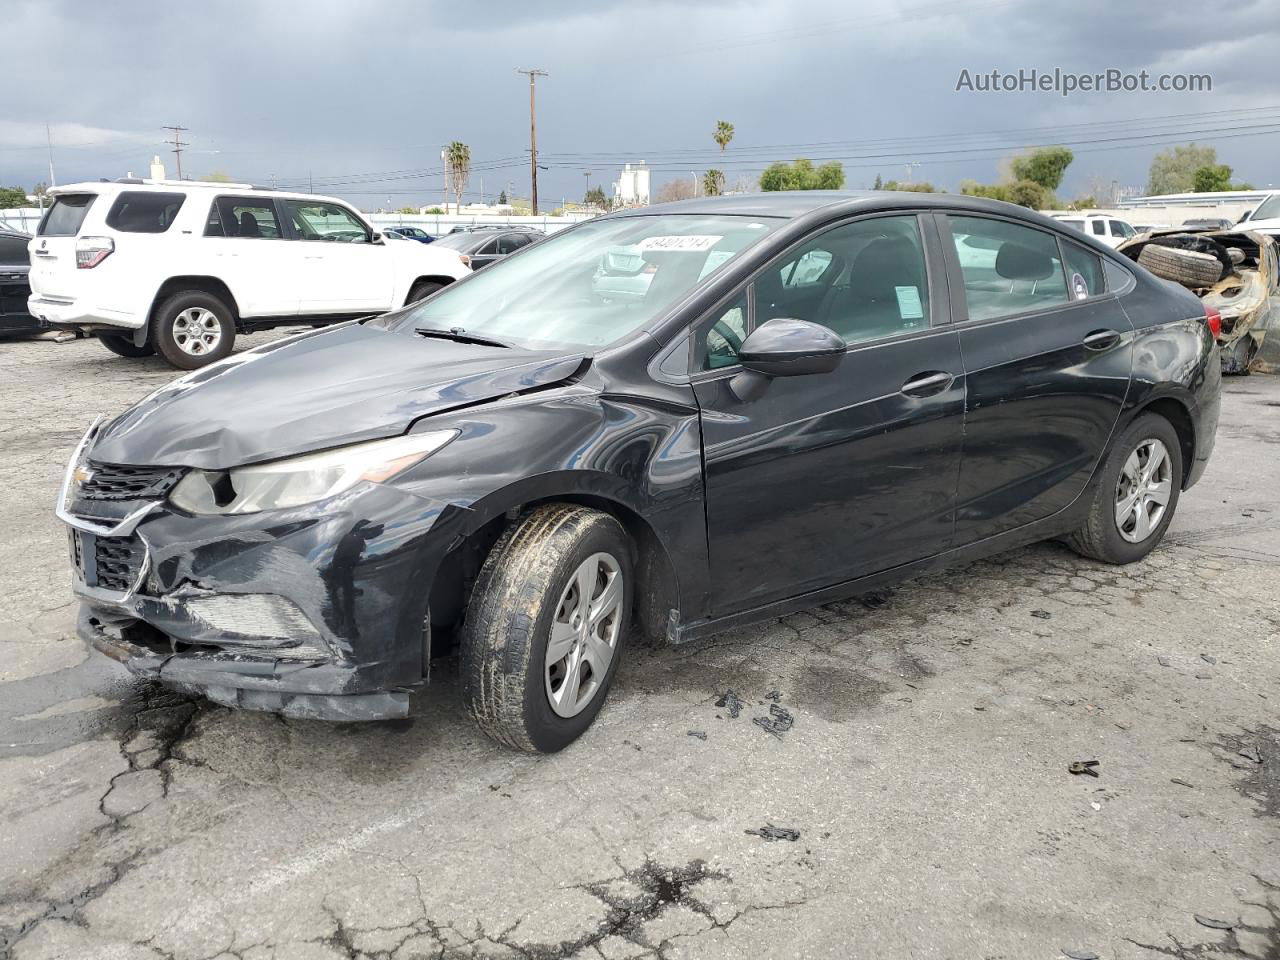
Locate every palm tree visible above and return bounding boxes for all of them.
[713,120,734,153]
[703,169,725,197]
[445,141,471,213]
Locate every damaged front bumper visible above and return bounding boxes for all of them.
[60,421,467,722]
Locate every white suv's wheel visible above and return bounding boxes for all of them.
[152,291,235,370]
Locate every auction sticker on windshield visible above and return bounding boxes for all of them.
[637,235,722,252]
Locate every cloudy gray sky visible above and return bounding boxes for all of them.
[4,0,1278,208]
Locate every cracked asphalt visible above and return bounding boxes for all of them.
[2,332,1279,960]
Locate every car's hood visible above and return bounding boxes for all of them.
[90,322,585,469]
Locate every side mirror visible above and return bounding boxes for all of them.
[370,232,385,245]
[730,318,845,401]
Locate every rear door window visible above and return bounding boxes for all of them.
[948,215,1069,321]
[208,197,282,239]
[497,233,529,255]
[106,192,186,233]
[1090,220,1106,236]
[37,194,96,237]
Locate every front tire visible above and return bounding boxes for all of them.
[99,333,155,358]
[460,504,632,753]
[151,291,235,370]
[405,280,444,306]
[1065,413,1183,564]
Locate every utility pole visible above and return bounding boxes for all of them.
[441,147,448,211]
[162,125,188,179]
[516,68,548,215]
[583,169,591,204]
[46,122,57,187]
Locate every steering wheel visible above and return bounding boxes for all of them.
[709,317,744,356]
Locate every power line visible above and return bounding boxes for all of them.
[161,125,188,179]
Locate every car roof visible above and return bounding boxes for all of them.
[48,179,354,206]
[604,189,1092,235]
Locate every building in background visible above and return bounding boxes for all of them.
[613,163,650,207]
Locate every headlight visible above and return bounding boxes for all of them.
[169,430,457,516]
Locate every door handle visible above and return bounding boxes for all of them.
[1082,329,1121,350]
[900,371,954,398]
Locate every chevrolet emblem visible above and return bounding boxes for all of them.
[73,464,94,488]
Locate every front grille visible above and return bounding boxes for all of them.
[94,535,146,592]
[80,462,184,501]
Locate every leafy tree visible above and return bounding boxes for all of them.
[584,185,608,209]
[759,158,845,191]
[445,141,471,212]
[0,186,30,209]
[203,170,233,183]
[396,206,418,214]
[713,120,734,152]
[1147,143,1216,195]
[1068,195,1097,210]
[960,179,1050,209]
[654,179,696,204]
[882,180,938,193]
[702,169,725,196]
[423,206,444,215]
[497,189,508,205]
[1009,146,1073,191]
[872,173,883,189]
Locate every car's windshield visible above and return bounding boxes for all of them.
[376,214,780,350]
[1250,194,1280,221]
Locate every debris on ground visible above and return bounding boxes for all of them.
[1031,609,1052,619]
[1069,760,1100,778]
[687,730,707,741]
[745,824,801,842]
[765,690,782,702]
[753,704,794,739]
[1157,656,1172,667]
[714,689,746,719]
[1171,778,1196,788]
[1201,654,1218,665]
[1196,673,1213,680]
[1238,744,1262,764]
[1062,949,1099,960]
[858,589,893,610]
[1193,914,1235,930]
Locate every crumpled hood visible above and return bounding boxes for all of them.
[90,323,584,469]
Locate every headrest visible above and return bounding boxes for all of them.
[849,236,918,299]
[995,242,1055,281]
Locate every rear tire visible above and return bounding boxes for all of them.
[151,291,235,370]
[99,333,155,358]
[1065,413,1183,564]
[405,280,444,306]
[460,504,632,753]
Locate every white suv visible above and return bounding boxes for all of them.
[1051,213,1137,248]
[27,180,471,368]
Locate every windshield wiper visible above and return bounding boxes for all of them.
[415,326,512,349]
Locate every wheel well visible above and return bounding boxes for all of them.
[150,277,241,331]
[1136,397,1195,488]
[427,494,680,654]
[405,275,456,306]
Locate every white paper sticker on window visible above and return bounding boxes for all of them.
[636,235,722,252]
[895,285,924,319]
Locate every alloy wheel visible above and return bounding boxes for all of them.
[545,552,623,718]
[171,307,223,357]
[1114,437,1173,543]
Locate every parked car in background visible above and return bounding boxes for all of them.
[383,226,435,243]
[60,191,1219,752]
[1232,192,1280,236]
[26,180,470,369]
[0,228,37,335]
[1181,217,1234,230]
[1052,213,1138,248]
[430,227,542,270]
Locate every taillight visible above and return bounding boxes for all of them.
[458,254,471,268]
[76,236,114,269]
[642,263,658,274]
[1203,304,1222,339]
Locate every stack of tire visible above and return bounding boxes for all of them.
[1135,234,1233,288]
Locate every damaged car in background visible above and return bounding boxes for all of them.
[60,191,1220,753]
[1118,224,1278,374]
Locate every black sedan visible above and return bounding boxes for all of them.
[60,192,1220,752]
[430,227,541,270]
[0,228,36,334]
